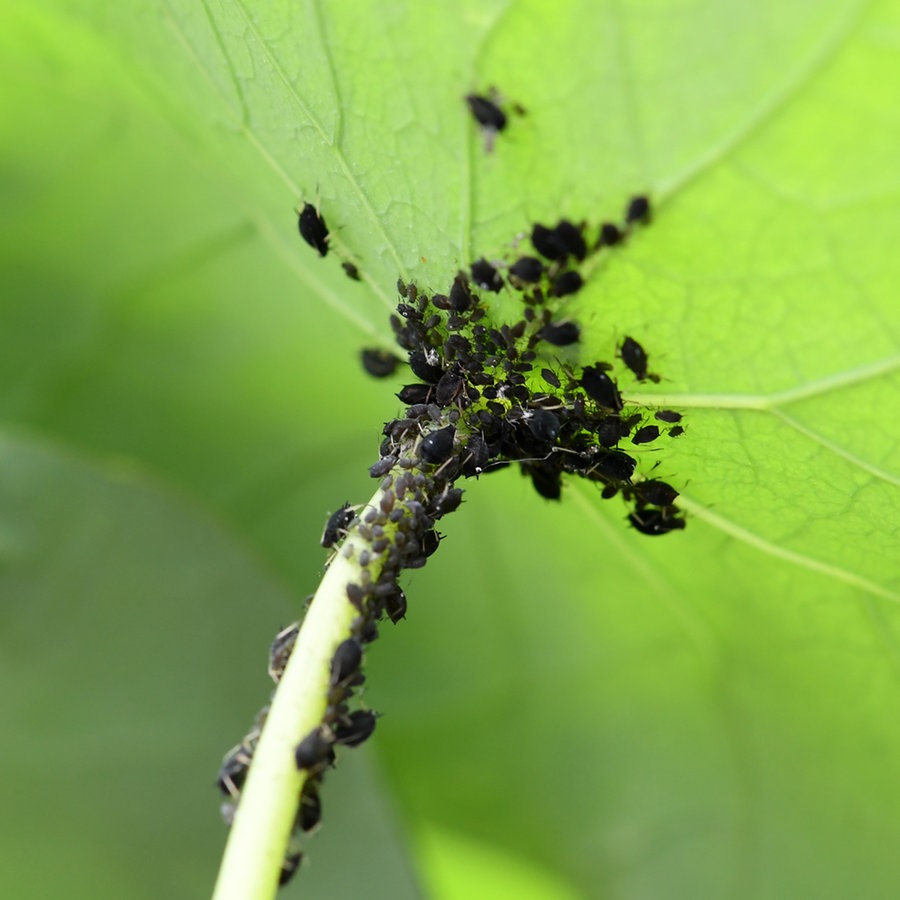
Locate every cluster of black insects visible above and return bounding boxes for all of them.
[230,191,690,885]
[222,86,689,885]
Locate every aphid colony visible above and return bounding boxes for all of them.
[222,194,687,886]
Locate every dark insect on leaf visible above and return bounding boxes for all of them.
[298,781,322,833]
[435,368,466,406]
[531,223,566,261]
[216,744,251,798]
[297,202,329,257]
[551,270,583,297]
[552,220,587,261]
[430,487,464,517]
[321,503,354,548]
[420,426,456,464]
[461,434,490,477]
[397,383,433,404]
[628,506,685,536]
[384,586,408,624]
[408,351,444,384]
[341,261,360,280]
[598,222,623,246]
[596,415,632,447]
[631,425,660,444]
[669,425,685,437]
[539,320,580,346]
[294,727,334,770]
[465,94,507,131]
[528,409,560,443]
[420,529,442,558]
[625,194,651,226]
[333,710,378,747]
[581,366,623,410]
[633,480,679,507]
[279,852,304,886]
[508,256,544,283]
[449,272,475,311]
[655,409,682,423]
[541,368,561,388]
[524,462,562,500]
[620,336,650,380]
[361,348,401,378]
[586,449,636,482]
[471,258,503,292]
[268,622,300,683]
[330,638,363,685]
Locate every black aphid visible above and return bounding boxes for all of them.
[269,623,300,683]
[361,348,401,378]
[280,852,304,886]
[628,506,685,536]
[620,336,650,380]
[408,351,444,384]
[435,368,466,406]
[217,745,251,798]
[669,425,685,437]
[471,258,503,292]
[541,368,561,388]
[342,261,360,281]
[539,320,580,346]
[298,203,329,257]
[294,727,334,770]
[465,94,507,131]
[528,409,560,443]
[330,638,363,685]
[553,220,587,261]
[631,425,660,445]
[587,449,637,482]
[333,710,378,747]
[321,503,354,548]
[581,366,623,411]
[397,383,433,404]
[420,426,456,464]
[633,480,679,507]
[625,195,651,226]
[596,415,632,447]
[508,256,544,283]
[431,487,464,517]
[449,273,475,312]
[298,781,322,833]
[384,586,408,623]
[551,270,583,297]
[531,223,566,261]
[655,410,682,423]
[598,222,623,246]
[524,462,562,500]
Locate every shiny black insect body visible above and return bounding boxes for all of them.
[581,366,623,410]
[361,348,401,378]
[620,336,650,380]
[342,261,360,280]
[631,425,660,445]
[333,710,378,747]
[509,256,544,283]
[625,195,651,226]
[294,727,334,771]
[539,320,580,346]
[321,503,354,548]
[420,426,456,464]
[298,203,329,257]
[465,94,507,131]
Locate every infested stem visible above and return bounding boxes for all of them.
[212,488,387,900]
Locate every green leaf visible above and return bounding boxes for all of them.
[2,1,899,898]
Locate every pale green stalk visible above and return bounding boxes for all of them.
[212,487,386,900]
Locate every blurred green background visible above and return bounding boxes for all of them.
[2,1,899,898]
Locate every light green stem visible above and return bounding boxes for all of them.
[212,486,385,900]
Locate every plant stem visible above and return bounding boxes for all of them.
[212,487,386,900]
